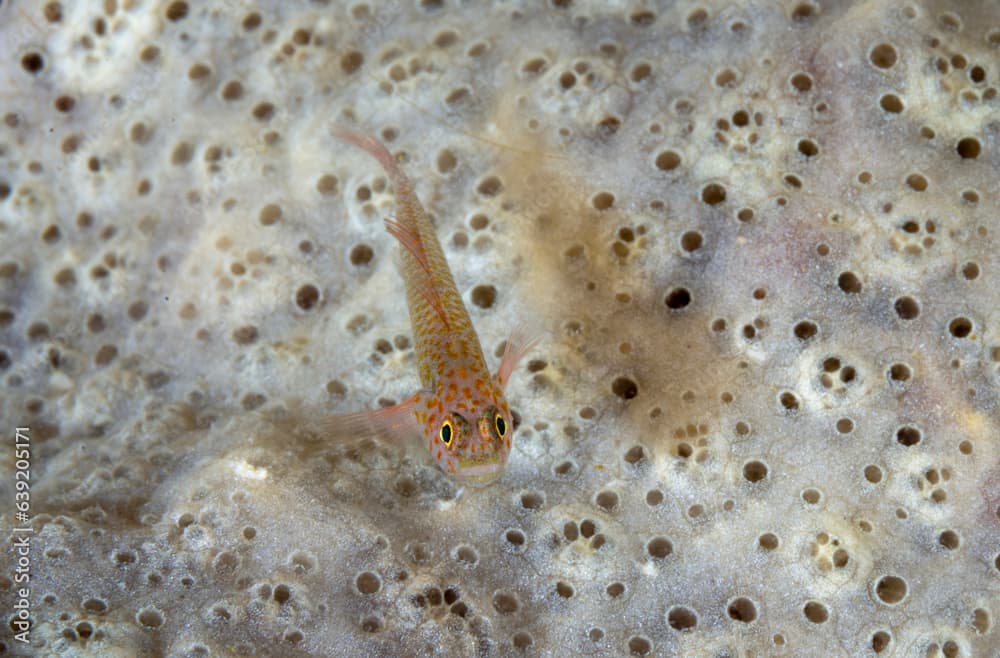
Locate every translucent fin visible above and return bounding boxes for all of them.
[384,216,432,274]
[332,125,409,190]
[318,393,421,444]
[496,323,543,389]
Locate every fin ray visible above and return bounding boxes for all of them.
[496,323,543,389]
[384,216,433,274]
[318,393,421,444]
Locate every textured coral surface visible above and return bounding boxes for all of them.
[1,1,999,656]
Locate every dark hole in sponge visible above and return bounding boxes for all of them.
[471,284,497,309]
[665,287,691,309]
[612,377,638,399]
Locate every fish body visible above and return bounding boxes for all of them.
[326,128,536,484]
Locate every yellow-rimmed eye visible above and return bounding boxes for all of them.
[440,420,454,446]
[495,414,507,437]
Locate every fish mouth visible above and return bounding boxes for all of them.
[457,456,503,484]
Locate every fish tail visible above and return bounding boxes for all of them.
[332,126,412,195]
[332,125,433,261]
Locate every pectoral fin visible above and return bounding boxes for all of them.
[319,393,421,444]
[496,323,542,389]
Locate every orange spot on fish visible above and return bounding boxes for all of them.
[462,386,472,399]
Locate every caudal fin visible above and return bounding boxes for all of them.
[332,125,410,190]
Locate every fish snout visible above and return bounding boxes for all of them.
[456,455,503,485]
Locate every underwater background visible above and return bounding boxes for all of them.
[1,1,999,656]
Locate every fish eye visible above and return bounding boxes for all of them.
[494,414,507,437]
[440,420,454,447]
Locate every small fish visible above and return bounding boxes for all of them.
[324,127,538,484]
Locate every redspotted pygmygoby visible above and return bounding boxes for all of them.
[322,127,539,485]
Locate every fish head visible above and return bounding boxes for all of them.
[425,382,513,486]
